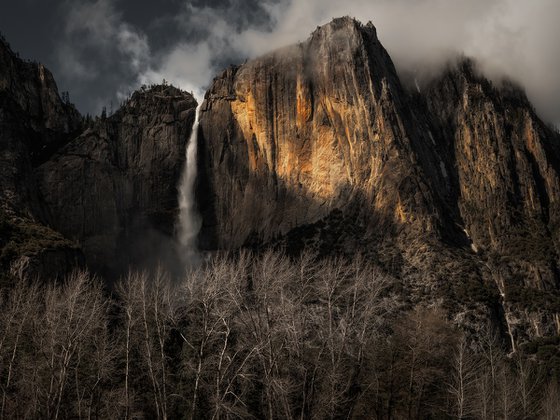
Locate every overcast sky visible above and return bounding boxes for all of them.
[1,0,559,124]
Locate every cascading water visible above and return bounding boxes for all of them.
[177,102,202,266]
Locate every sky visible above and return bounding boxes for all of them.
[1,0,559,124]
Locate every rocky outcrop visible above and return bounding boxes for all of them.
[424,60,560,275]
[36,86,197,276]
[198,17,560,345]
[0,37,82,164]
[0,37,83,279]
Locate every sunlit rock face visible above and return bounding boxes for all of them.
[199,17,444,250]
[199,17,560,342]
[36,86,197,276]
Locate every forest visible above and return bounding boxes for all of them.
[0,251,558,419]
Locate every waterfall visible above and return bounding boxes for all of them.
[177,103,202,266]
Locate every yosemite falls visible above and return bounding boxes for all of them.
[177,103,202,265]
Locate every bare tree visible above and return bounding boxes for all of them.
[116,269,175,420]
[115,273,141,419]
[8,271,112,419]
[0,267,39,419]
[470,324,521,420]
[514,353,542,420]
[1,250,554,419]
[448,334,480,419]
[497,361,516,420]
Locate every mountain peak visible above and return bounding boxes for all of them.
[316,16,376,33]
[427,56,532,112]
[199,16,439,250]
[310,16,378,45]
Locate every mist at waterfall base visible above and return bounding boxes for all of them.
[176,103,203,269]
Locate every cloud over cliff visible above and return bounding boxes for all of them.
[52,0,560,123]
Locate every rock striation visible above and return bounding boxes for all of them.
[422,61,560,344]
[424,60,560,279]
[199,17,445,250]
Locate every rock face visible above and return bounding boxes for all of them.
[199,17,445,250]
[199,17,560,344]
[0,37,83,279]
[422,62,560,344]
[36,86,197,276]
[0,38,82,152]
[424,61,560,282]
[0,37,82,215]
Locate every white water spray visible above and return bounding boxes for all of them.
[177,103,202,266]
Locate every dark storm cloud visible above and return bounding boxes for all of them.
[56,0,152,112]
[54,0,281,112]
[1,0,559,124]
[137,0,283,100]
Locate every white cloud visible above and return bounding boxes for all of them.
[140,42,212,101]
[116,26,150,73]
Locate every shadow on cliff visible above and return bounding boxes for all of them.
[194,105,505,317]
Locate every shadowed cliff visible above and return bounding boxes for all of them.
[36,86,198,277]
[0,35,199,278]
[0,37,83,280]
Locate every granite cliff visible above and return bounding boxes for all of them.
[198,18,445,250]
[0,36,83,279]
[198,17,560,345]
